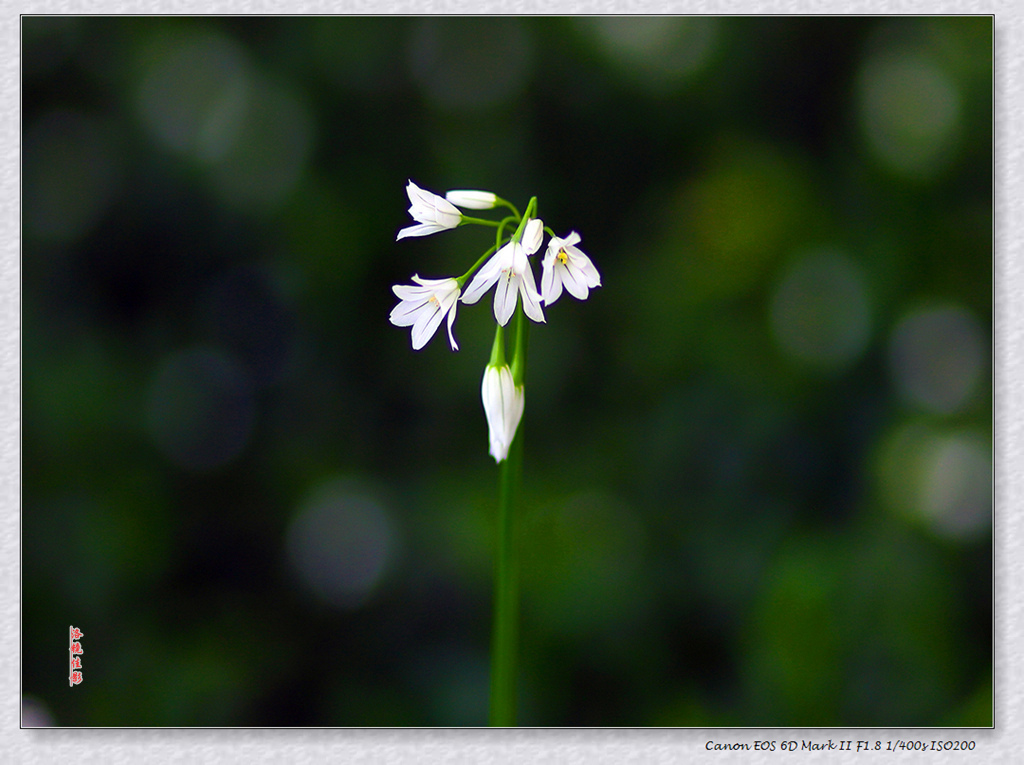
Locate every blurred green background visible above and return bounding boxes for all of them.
[22,16,991,727]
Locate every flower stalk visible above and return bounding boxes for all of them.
[489,307,528,726]
[390,180,599,727]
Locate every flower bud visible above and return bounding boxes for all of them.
[482,364,524,462]
[445,189,498,210]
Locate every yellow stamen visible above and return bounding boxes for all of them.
[557,249,569,265]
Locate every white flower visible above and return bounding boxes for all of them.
[445,189,498,210]
[482,364,524,463]
[541,232,601,305]
[396,180,463,240]
[461,218,545,326]
[389,275,461,350]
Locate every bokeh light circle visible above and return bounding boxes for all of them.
[408,18,532,112]
[136,30,251,161]
[888,304,985,414]
[920,432,991,539]
[770,248,872,371]
[136,29,313,210]
[286,479,396,610]
[584,17,718,92]
[858,50,961,179]
[876,422,990,541]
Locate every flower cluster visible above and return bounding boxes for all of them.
[390,180,601,461]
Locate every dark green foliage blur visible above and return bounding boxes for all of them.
[22,16,991,727]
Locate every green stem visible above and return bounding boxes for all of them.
[513,198,538,242]
[489,323,505,367]
[456,243,500,288]
[496,216,518,248]
[494,196,521,220]
[510,304,528,386]
[458,215,502,227]
[489,308,528,727]
[454,216,519,288]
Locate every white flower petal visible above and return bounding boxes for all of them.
[497,368,516,458]
[407,180,460,219]
[462,243,511,304]
[540,256,553,299]
[521,288,546,323]
[411,274,455,288]
[460,275,491,305]
[411,299,444,350]
[445,189,497,209]
[482,367,505,458]
[519,261,546,323]
[507,385,524,451]
[541,262,562,305]
[482,365,524,462]
[488,242,523,326]
[561,231,582,248]
[389,299,426,326]
[392,283,424,299]
[400,180,462,237]
[522,218,544,255]
[445,298,459,351]
[405,180,430,207]
[461,261,499,305]
[575,253,602,288]
[494,271,518,327]
[393,275,443,300]
[397,222,446,241]
[510,240,529,276]
[434,207,462,229]
[561,261,590,300]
